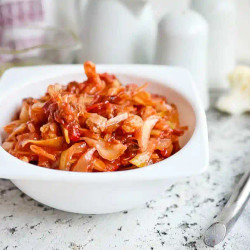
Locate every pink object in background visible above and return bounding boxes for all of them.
[0,0,44,62]
[0,0,43,28]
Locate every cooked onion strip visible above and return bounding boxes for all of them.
[72,148,96,172]
[7,123,27,141]
[136,115,159,152]
[93,157,106,172]
[106,113,128,127]
[61,126,70,144]
[30,145,56,161]
[83,137,127,161]
[59,142,86,170]
[2,141,15,151]
[4,120,23,134]
[21,137,64,148]
[130,142,155,168]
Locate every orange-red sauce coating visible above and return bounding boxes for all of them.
[2,61,187,172]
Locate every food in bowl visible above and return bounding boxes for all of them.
[0,64,207,214]
[2,61,187,172]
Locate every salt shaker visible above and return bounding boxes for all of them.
[191,0,236,88]
[42,0,80,34]
[155,10,209,110]
[79,0,156,64]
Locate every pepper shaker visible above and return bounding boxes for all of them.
[155,10,209,110]
[191,0,236,88]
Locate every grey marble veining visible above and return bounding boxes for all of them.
[0,92,249,250]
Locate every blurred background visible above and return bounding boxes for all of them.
[0,0,249,102]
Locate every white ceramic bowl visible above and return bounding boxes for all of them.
[0,65,208,214]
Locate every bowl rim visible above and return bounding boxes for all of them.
[0,64,209,182]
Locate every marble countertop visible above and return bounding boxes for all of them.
[0,92,249,250]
